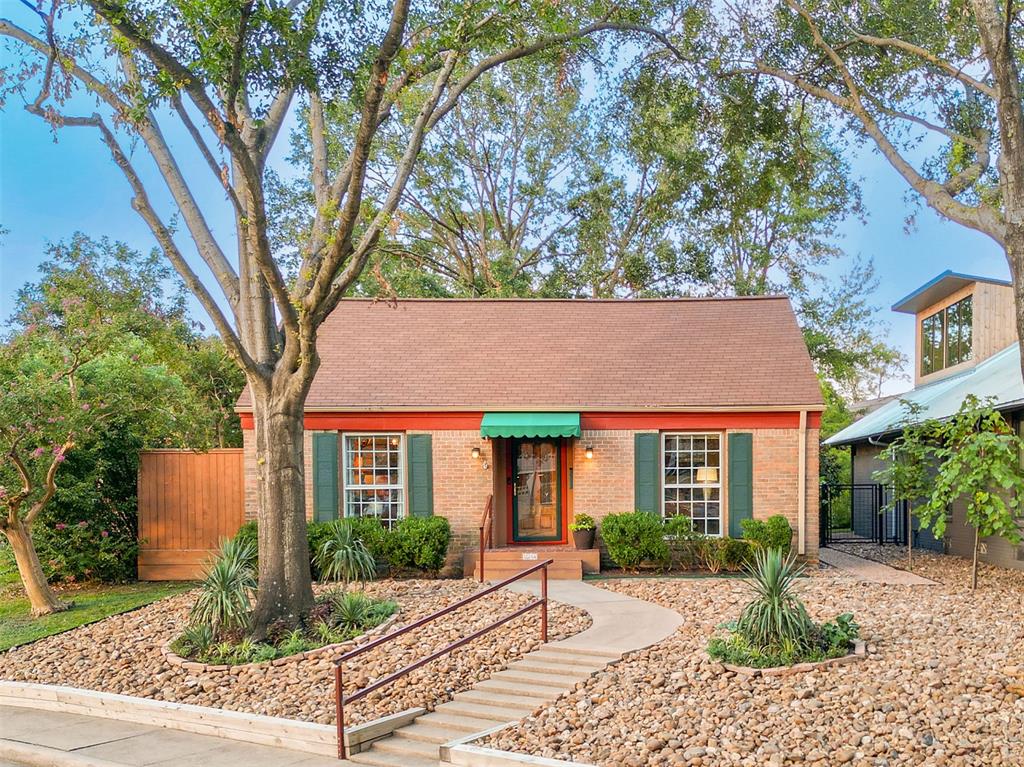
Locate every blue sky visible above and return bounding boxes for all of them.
[0,15,1008,394]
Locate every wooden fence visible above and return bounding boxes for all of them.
[137,449,245,580]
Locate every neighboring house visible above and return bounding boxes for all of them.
[826,271,1024,570]
[236,298,824,577]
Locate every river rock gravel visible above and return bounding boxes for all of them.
[0,578,589,725]
[484,548,1024,766]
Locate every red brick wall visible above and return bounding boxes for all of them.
[241,423,819,562]
[571,429,639,524]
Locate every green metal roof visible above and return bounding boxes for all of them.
[480,412,581,439]
[825,344,1024,446]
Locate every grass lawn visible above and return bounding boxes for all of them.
[0,567,194,651]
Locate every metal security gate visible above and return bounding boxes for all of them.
[820,483,944,551]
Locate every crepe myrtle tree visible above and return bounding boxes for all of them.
[705,0,1024,381]
[920,396,1024,590]
[0,0,672,633]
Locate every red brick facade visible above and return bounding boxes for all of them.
[242,420,820,565]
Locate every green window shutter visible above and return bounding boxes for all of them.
[312,432,339,522]
[634,433,660,514]
[407,434,434,518]
[728,433,754,538]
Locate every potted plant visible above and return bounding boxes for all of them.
[569,513,596,550]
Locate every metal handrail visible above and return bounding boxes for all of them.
[478,494,493,583]
[333,558,552,759]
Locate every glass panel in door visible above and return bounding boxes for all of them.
[513,439,562,542]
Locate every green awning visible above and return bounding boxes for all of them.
[480,412,581,439]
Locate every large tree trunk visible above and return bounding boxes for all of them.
[248,379,316,636]
[3,520,68,616]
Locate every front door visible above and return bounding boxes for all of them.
[509,438,565,543]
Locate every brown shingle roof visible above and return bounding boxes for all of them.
[237,297,823,411]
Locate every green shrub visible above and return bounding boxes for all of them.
[314,521,377,586]
[190,537,257,636]
[568,513,596,532]
[600,511,670,571]
[386,516,451,573]
[735,548,813,653]
[236,518,390,580]
[740,515,793,555]
[345,516,390,560]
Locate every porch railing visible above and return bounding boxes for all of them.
[332,557,552,759]
[478,494,494,583]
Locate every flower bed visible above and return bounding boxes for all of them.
[168,590,397,666]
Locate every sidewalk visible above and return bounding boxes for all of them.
[819,547,936,585]
[0,705,343,767]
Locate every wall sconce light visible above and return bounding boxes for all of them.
[695,467,719,499]
[471,446,481,460]
[584,445,594,460]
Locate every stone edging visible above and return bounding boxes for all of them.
[161,611,400,672]
[718,639,866,678]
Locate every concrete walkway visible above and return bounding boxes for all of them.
[504,577,684,654]
[820,547,936,585]
[0,705,341,767]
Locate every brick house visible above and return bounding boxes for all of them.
[237,298,824,577]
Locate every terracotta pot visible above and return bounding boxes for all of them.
[572,528,595,550]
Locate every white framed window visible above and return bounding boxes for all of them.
[662,432,722,536]
[342,433,404,528]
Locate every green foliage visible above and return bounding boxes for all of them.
[817,613,860,655]
[697,537,752,574]
[0,236,245,590]
[919,397,1024,544]
[740,515,793,555]
[172,589,396,665]
[314,521,377,587]
[600,512,670,571]
[384,517,452,574]
[189,538,257,636]
[568,514,596,532]
[735,548,813,653]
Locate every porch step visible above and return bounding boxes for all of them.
[474,560,583,581]
[464,547,599,581]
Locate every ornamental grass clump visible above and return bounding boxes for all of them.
[314,520,377,587]
[189,537,257,637]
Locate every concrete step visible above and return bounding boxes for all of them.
[415,711,500,733]
[369,734,440,759]
[541,644,621,660]
[475,560,583,581]
[525,651,611,669]
[508,658,601,676]
[453,689,548,711]
[472,677,569,698]
[394,722,470,745]
[434,700,525,723]
[491,669,587,689]
[348,748,438,767]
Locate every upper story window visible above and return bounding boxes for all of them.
[342,434,404,528]
[921,296,973,376]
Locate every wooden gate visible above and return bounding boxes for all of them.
[137,449,245,580]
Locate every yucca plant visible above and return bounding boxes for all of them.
[190,537,257,637]
[331,590,372,631]
[735,547,813,653]
[314,521,377,587]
